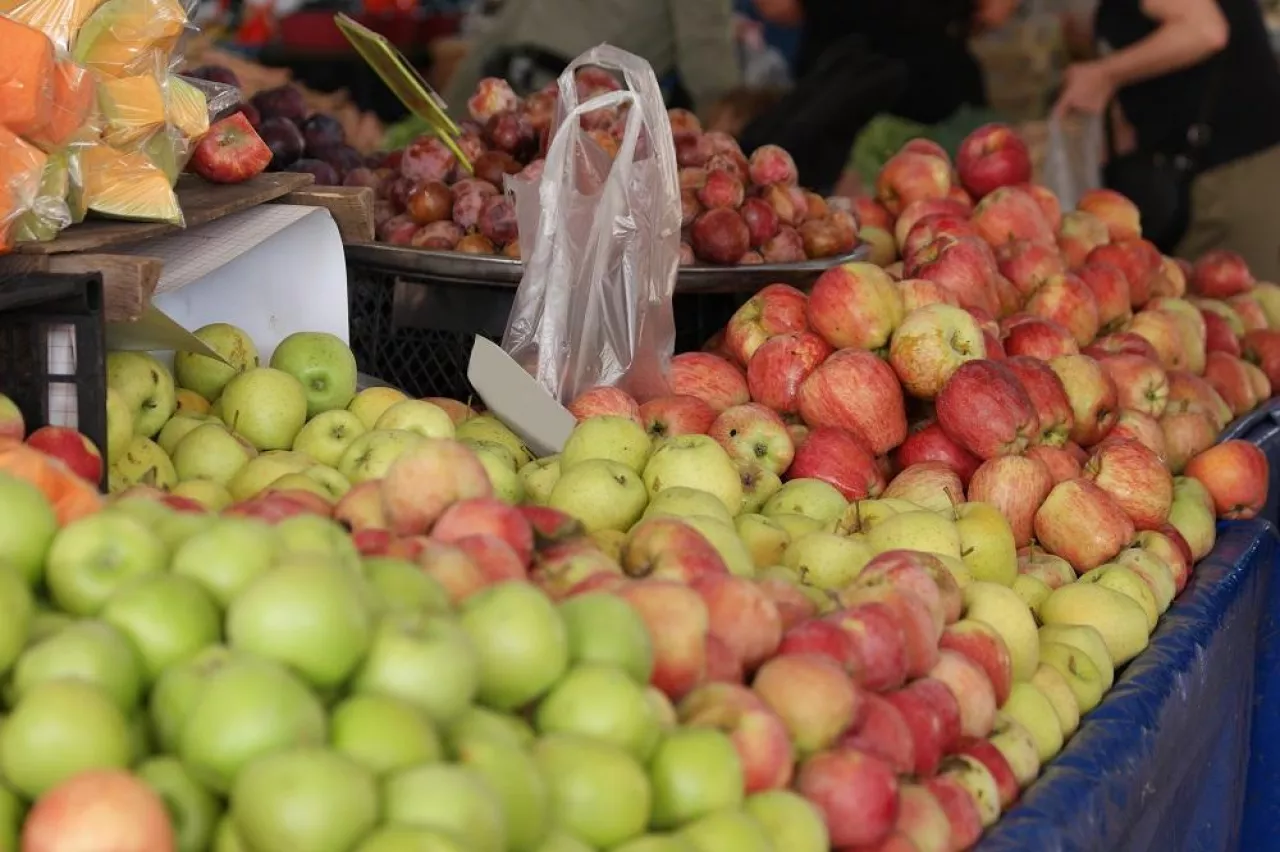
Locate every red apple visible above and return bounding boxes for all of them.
[1108,409,1168,462]
[903,137,952,163]
[926,775,985,851]
[757,576,819,632]
[1084,331,1160,361]
[746,331,832,415]
[797,349,908,455]
[1057,209,1111,268]
[929,649,998,739]
[1243,329,1280,389]
[1000,315,1079,361]
[567,386,641,423]
[621,580,710,700]
[837,586,938,680]
[898,278,961,313]
[1024,273,1100,347]
[1165,370,1232,431]
[889,303,988,399]
[956,123,1032,198]
[788,426,886,500]
[1228,292,1269,332]
[691,574,783,671]
[886,678,963,775]
[1203,351,1259,417]
[1084,438,1174,530]
[724,283,810,365]
[940,619,1014,706]
[1184,440,1269,519]
[622,516,729,583]
[778,619,858,673]
[855,196,895,229]
[967,454,1055,548]
[970,185,1055,249]
[1190,248,1255,299]
[855,550,950,636]
[1202,309,1243,356]
[1075,260,1133,332]
[893,421,982,486]
[1033,478,1136,573]
[1134,528,1191,594]
[1048,354,1119,447]
[995,239,1065,299]
[894,784,952,852]
[638,395,717,439]
[25,425,102,483]
[876,151,952,215]
[1159,411,1218,474]
[796,749,900,848]
[902,214,980,260]
[955,737,1021,809]
[894,199,971,249]
[839,693,917,774]
[704,634,744,683]
[678,683,795,792]
[1077,188,1142,242]
[807,263,906,351]
[669,352,749,413]
[906,235,1000,316]
[432,497,535,565]
[1024,444,1083,484]
[1097,354,1170,417]
[22,770,175,852]
[884,462,965,512]
[936,359,1038,459]
[1003,356,1075,446]
[753,653,862,755]
[707,402,795,475]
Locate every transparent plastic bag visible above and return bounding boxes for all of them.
[504,44,682,405]
[0,125,50,251]
[1042,113,1103,211]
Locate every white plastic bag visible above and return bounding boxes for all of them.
[1042,113,1103,210]
[503,44,682,405]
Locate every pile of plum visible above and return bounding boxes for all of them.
[374,71,859,265]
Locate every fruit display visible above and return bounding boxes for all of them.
[1,0,236,246]
[373,72,859,265]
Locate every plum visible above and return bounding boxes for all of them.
[186,65,240,89]
[300,113,346,156]
[518,159,545,182]
[456,234,496,254]
[467,78,518,123]
[406,181,453,225]
[675,133,708,168]
[411,220,464,250]
[453,190,488,231]
[741,251,765,265]
[478,195,518,246]
[741,197,781,247]
[400,135,456,183]
[747,145,799,188]
[680,168,707,190]
[312,144,363,181]
[503,239,521,259]
[285,158,340,186]
[586,129,619,159]
[380,150,403,170]
[760,225,806,263]
[373,200,396,230]
[484,111,536,160]
[679,242,696,266]
[799,218,850,258]
[668,108,702,136]
[697,170,745,210]
[250,85,307,124]
[681,188,703,229]
[451,178,499,201]
[788,186,812,222]
[473,151,522,188]
[522,91,556,133]
[343,167,380,190]
[456,133,486,167]
[691,208,750,265]
[705,152,747,183]
[257,117,305,170]
[236,102,261,128]
[830,209,858,246]
[379,213,419,244]
[804,192,829,219]
[762,184,801,226]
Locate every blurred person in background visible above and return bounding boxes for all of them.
[442,0,742,118]
[1056,0,1280,279]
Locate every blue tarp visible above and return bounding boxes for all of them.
[978,520,1274,852]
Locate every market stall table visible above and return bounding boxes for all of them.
[978,520,1274,852]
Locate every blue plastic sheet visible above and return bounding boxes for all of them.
[978,520,1274,852]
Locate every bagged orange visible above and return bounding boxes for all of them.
[0,125,50,251]
[0,16,55,138]
[26,59,97,151]
[3,0,111,52]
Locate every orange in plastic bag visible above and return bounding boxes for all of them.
[70,0,188,79]
[3,0,111,53]
[0,125,50,251]
[0,439,103,525]
[27,60,97,151]
[0,17,55,138]
[80,142,181,225]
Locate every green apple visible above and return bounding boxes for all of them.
[155,508,220,553]
[613,837,697,852]
[744,790,829,852]
[963,581,1039,682]
[330,693,442,776]
[473,443,524,503]
[446,707,535,753]
[383,764,505,852]
[227,562,372,689]
[106,351,176,437]
[231,748,378,852]
[682,515,758,578]
[227,451,315,501]
[213,817,247,852]
[12,619,142,711]
[302,464,351,500]
[455,415,531,468]
[782,531,872,590]
[768,512,825,541]
[561,416,652,473]
[532,832,595,852]
[954,501,1017,585]
[1038,623,1115,690]
[105,387,134,463]
[267,473,334,503]
[1039,582,1150,665]
[643,486,734,526]
[739,465,783,515]
[999,682,1064,763]
[171,480,233,511]
[866,510,962,558]
[157,413,215,456]
[534,734,651,848]
[374,400,456,439]
[1038,640,1106,713]
[734,514,790,571]
[678,809,772,852]
[1011,574,1051,615]
[548,459,648,533]
[45,511,168,616]
[936,553,973,588]
[1113,548,1176,614]
[173,423,256,485]
[649,728,744,828]
[138,756,221,852]
[178,657,327,793]
[110,436,177,491]
[0,784,21,851]
[347,387,408,430]
[219,368,309,451]
[352,612,480,725]
[269,332,358,416]
[559,592,654,685]
[536,664,661,761]
[171,517,279,606]
[461,582,570,711]
[355,827,467,852]
[643,435,743,516]
[274,514,361,568]
[762,478,848,523]
[1030,662,1081,737]
[174,323,260,402]
[1169,493,1216,559]
[363,556,452,616]
[0,679,131,798]
[28,606,73,645]
[0,471,56,586]
[1251,281,1280,327]
[519,456,561,505]
[833,498,919,534]
[338,429,422,483]
[292,410,366,467]
[453,731,552,852]
[148,645,243,752]
[1077,563,1159,630]
[102,574,221,683]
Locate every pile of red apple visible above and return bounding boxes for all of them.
[373,71,857,265]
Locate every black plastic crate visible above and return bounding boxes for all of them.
[0,271,107,487]
[346,262,752,400]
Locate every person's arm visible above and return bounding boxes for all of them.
[670,0,745,115]
[1055,0,1228,115]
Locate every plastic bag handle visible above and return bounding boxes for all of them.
[1045,112,1103,209]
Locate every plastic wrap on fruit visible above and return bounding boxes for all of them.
[12,149,74,243]
[503,45,682,406]
[2,0,101,52]
[77,141,182,226]
[0,126,51,252]
[0,17,57,139]
[174,74,242,125]
[68,0,189,80]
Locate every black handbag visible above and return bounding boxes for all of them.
[1101,59,1224,253]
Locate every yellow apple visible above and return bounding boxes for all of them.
[644,486,734,526]
[1038,640,1106,713]
[988,713,1041,788]
[768,513,825,541]
[170,480,233,511]
[110,436,177,492]
[1112,548,1176,614]
[519,456,561,505]
[762,479,848,524]
[1038,624,1115,691]
[1030,663,1080,737]
[1000,683,1063,762]
[455,415,532,469]
[347,387,408,430]
[832,498,915,535]
[1011,574,1051,616]
[642,435,743,516]
[1077,564,1159,630]
[953,502,1017,585]
[682,515,756,578]
[337,430,423,484]
[303,465,351,501]
[374,400,456,440]
[867,511,962,559]
[963,582,1039,681]
[734,514,791,571]
[1039,584,1150,665]
[935,553,973,589]
[268,472,335,502]
[227,450,313,501]
[559,415,651,473]
[783,532,872,590]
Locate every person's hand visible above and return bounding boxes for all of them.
[752,0,802,27]
[1054,60,1116,117]
[973,0,1021,33]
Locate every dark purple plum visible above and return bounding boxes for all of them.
[484,110,536,160]
[311,144,364,180]
[257,117,305,170]
[344,167,380,189]
[300,113,346,156]
[286,158,341,186]
[478,195,518,246]
[185,65,241,89]
[250,85,308,124]
[236,101,261,128]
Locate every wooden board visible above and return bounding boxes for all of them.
[273,185,376,243]
[14,172,316,256]
[0,252,162,322]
